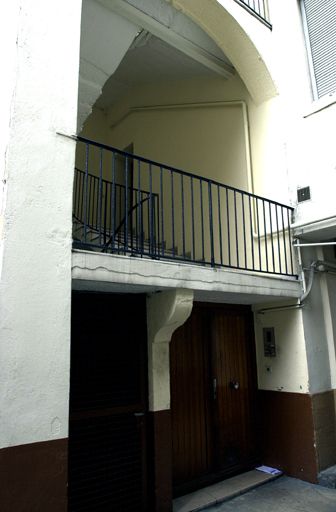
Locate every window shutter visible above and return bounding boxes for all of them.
[303,0,336,98]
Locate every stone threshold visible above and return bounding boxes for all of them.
[173,469,281,512]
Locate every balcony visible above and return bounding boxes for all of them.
[73,136,295,278]
[234,0,271,28]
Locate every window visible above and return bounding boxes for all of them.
[301,0,336,99]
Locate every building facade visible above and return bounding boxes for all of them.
[1,0,336,510]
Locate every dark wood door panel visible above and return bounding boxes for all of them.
[69,292,148,512]
[170,306,213,488]
[211,307,258,471]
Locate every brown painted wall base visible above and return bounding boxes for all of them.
[148,410,172,512]
[312,390,336,471]
[0,438,67,512]
[259,390,318,483]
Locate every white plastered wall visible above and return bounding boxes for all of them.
[0,0,82,448]
[254,303,310,394]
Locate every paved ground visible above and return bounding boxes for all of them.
[203,476,336,512]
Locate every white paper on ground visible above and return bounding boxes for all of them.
[256,465,282,476]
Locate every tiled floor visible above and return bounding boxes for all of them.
[173,470,278,512]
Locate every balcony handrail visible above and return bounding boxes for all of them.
[73,136,296,277]
[234,0,271,28]
[76,136,292,211]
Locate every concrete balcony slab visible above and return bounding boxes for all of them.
[72,250,301,304]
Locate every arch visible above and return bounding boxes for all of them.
[167,0,277,104]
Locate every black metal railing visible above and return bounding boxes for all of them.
[73,136,295,277]
[234,0,271,27]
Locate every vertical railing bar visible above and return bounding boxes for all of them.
[281,207,288,275]
[248,195,255,271]
[156,193,160,258]
[160,167,164,257]
[87,174,92,230]
[256,198,262,270]
[262,199,269,272]
[234,190,239,267]
[226,188,231,267]
[208,182,215,266]
[124,156,129,254]
[149,165,155,256]
[111,153,116,252]
[242,193,247,269]
[275,205,282,274]
[287,209,294,275]
[103,181,108,245]
[98,148,103,246]
[200,180,205,262]
[140,191,144,256]
[78,171,82,221]
[171,169,175,258]
[181,174,186,259]
[191,177,195,261]
[269,202,275,273]
[83,143,89,244]
[130,159,134,255]
[137,160,142,254]
[217,185,223,266]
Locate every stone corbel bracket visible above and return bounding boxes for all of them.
[147,288,194,411]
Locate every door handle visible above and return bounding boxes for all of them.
[229,380,240,390]
[213,378,217,400]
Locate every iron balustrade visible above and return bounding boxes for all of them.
[73,136,295,277]
[234,0,271,27]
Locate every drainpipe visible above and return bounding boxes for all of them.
[257,259,336,314]
[300,260,336,303]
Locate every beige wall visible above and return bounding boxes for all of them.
[254,303,309,394]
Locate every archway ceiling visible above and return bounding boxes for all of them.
[96,32,232,109]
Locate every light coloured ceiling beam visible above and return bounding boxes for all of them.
[98,0,234,79]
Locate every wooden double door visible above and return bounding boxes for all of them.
[170,303,259,495]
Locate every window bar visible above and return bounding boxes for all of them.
[208,182,215,266]
[234,190,239,268]
[262,199,269,272]
[281,207,288,275]
[217,185,223,266]
[171,169,176,258]
[191,177,195,261]
[287,209,294,275]
[98,148,103,246]
[200,179,205,262]
[242,193,247,269]
[249,195,255,271]
[83,143,89,244]
[181,174,186,259]
[160,167,164,257]
[275,205,282,274]
[226,188,231,267]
